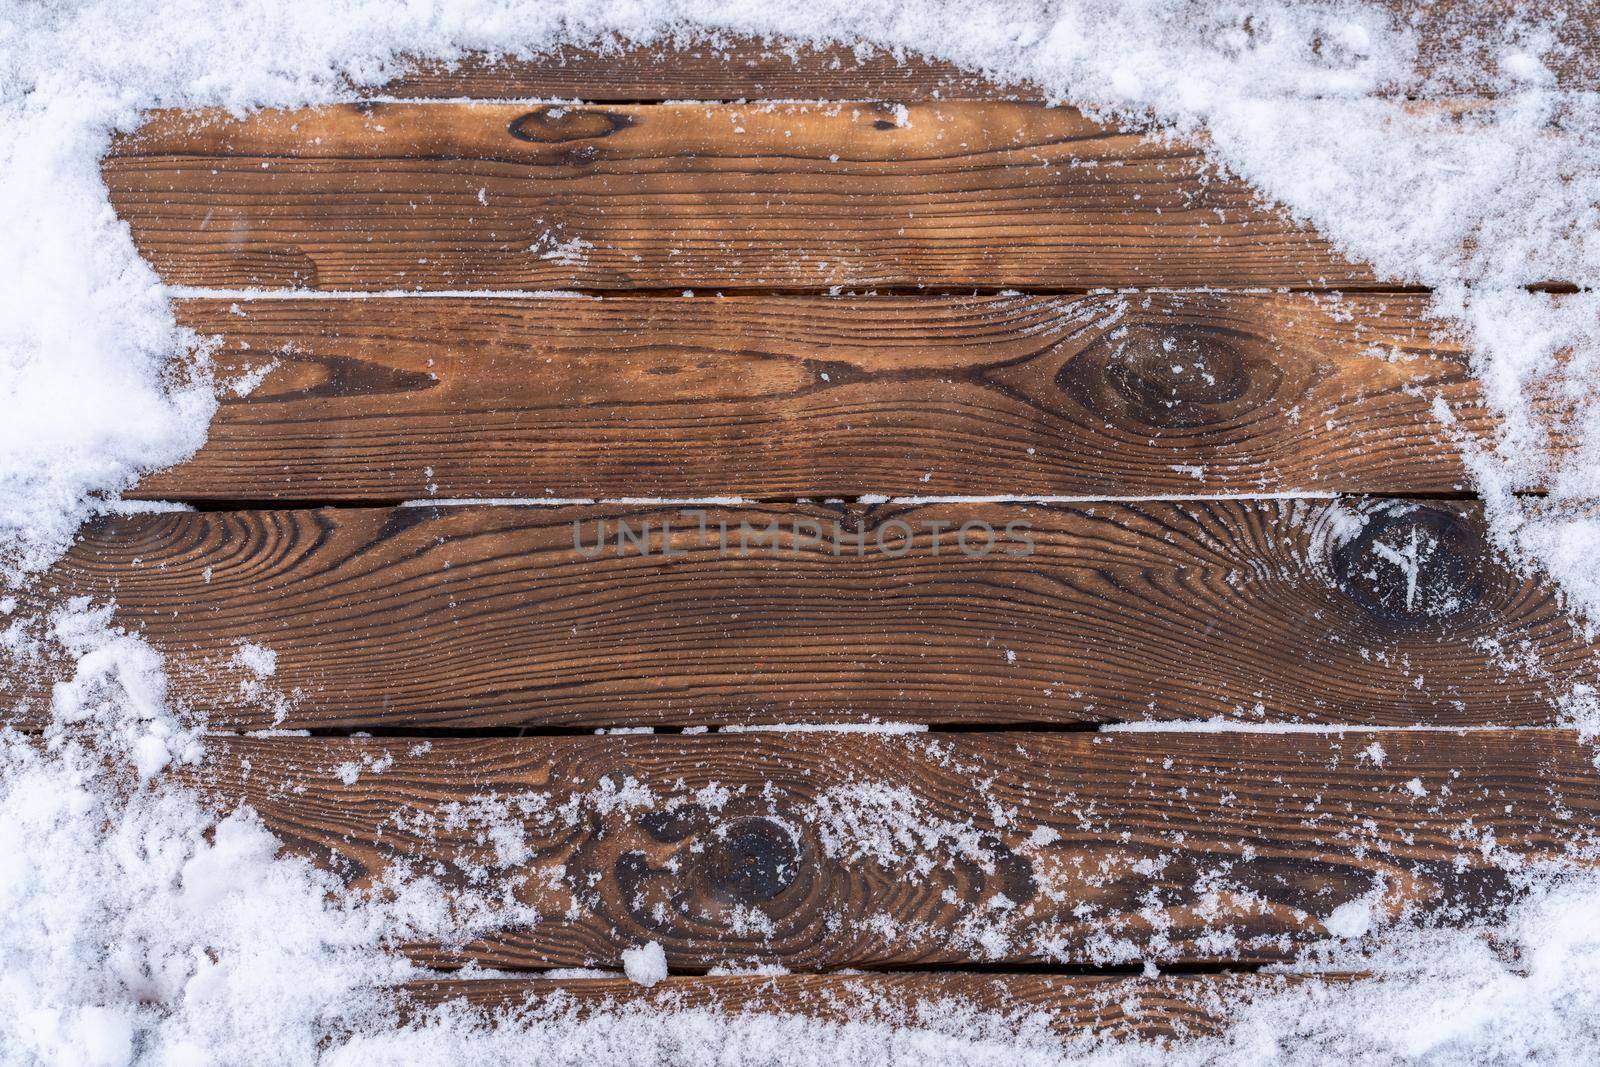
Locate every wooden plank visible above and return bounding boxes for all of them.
[14,500,1588,730]
[184,730,1600,969]
[376,39,1024,102]
[371,6,1600,100]
[104,102,1379,291]
[138,291,1516,502]
[401,971,1312,1040]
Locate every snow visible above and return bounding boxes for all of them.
[810,781,994,874]
[47,600,203,779]
[716,721,928,734]
[535,235,595,267]
[1323,900,1374,939]
[230,642,277,680]
[3,0,1600,1063]
[622,942,669,987]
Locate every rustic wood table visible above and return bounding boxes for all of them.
[32,34,1599,1036]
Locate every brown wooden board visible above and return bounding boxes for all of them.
[138,291,1522,502]
[375,39,1023,102]
[371,5,1600,100]
[65,2,1600,1029]
[401,971,1319,1040]
[105,102,1380,292]
[181,730,1600,969]
[11,500,1587,730]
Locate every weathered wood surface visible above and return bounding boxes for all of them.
[402,971,1312,1040]
[138,291,1522,502]
[105,102,1381,291]
[373,5,1600,100]
[185,730,1600,969]
[15,500,1587,730]
[377,39,1024,102]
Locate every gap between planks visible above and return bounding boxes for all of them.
[162,284,1443,298]
[159,493,1487,512]
[26,706,1574,742]
[397,969,1339,1040]
[157,285,1582,301]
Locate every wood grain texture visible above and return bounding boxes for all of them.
[104,101,1378,291]
[14,500,1589,730]
[402,971,1316,1040]
[138,291,1520,502]
[372,5,1600,100]
[376,39,1024,102]
[183,730,1600,969]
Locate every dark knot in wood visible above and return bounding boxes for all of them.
[702,818,801,904]
[608,807,811,937]
[508,107,633,143]
[1058,323,1284,431]
[1329,506,1486,624]
[980,834,1038,906]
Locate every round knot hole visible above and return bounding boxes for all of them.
[702,818,800,904]
[1059,322,1285,431]
[509,108,632,144]
[1330,507,1486,624]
